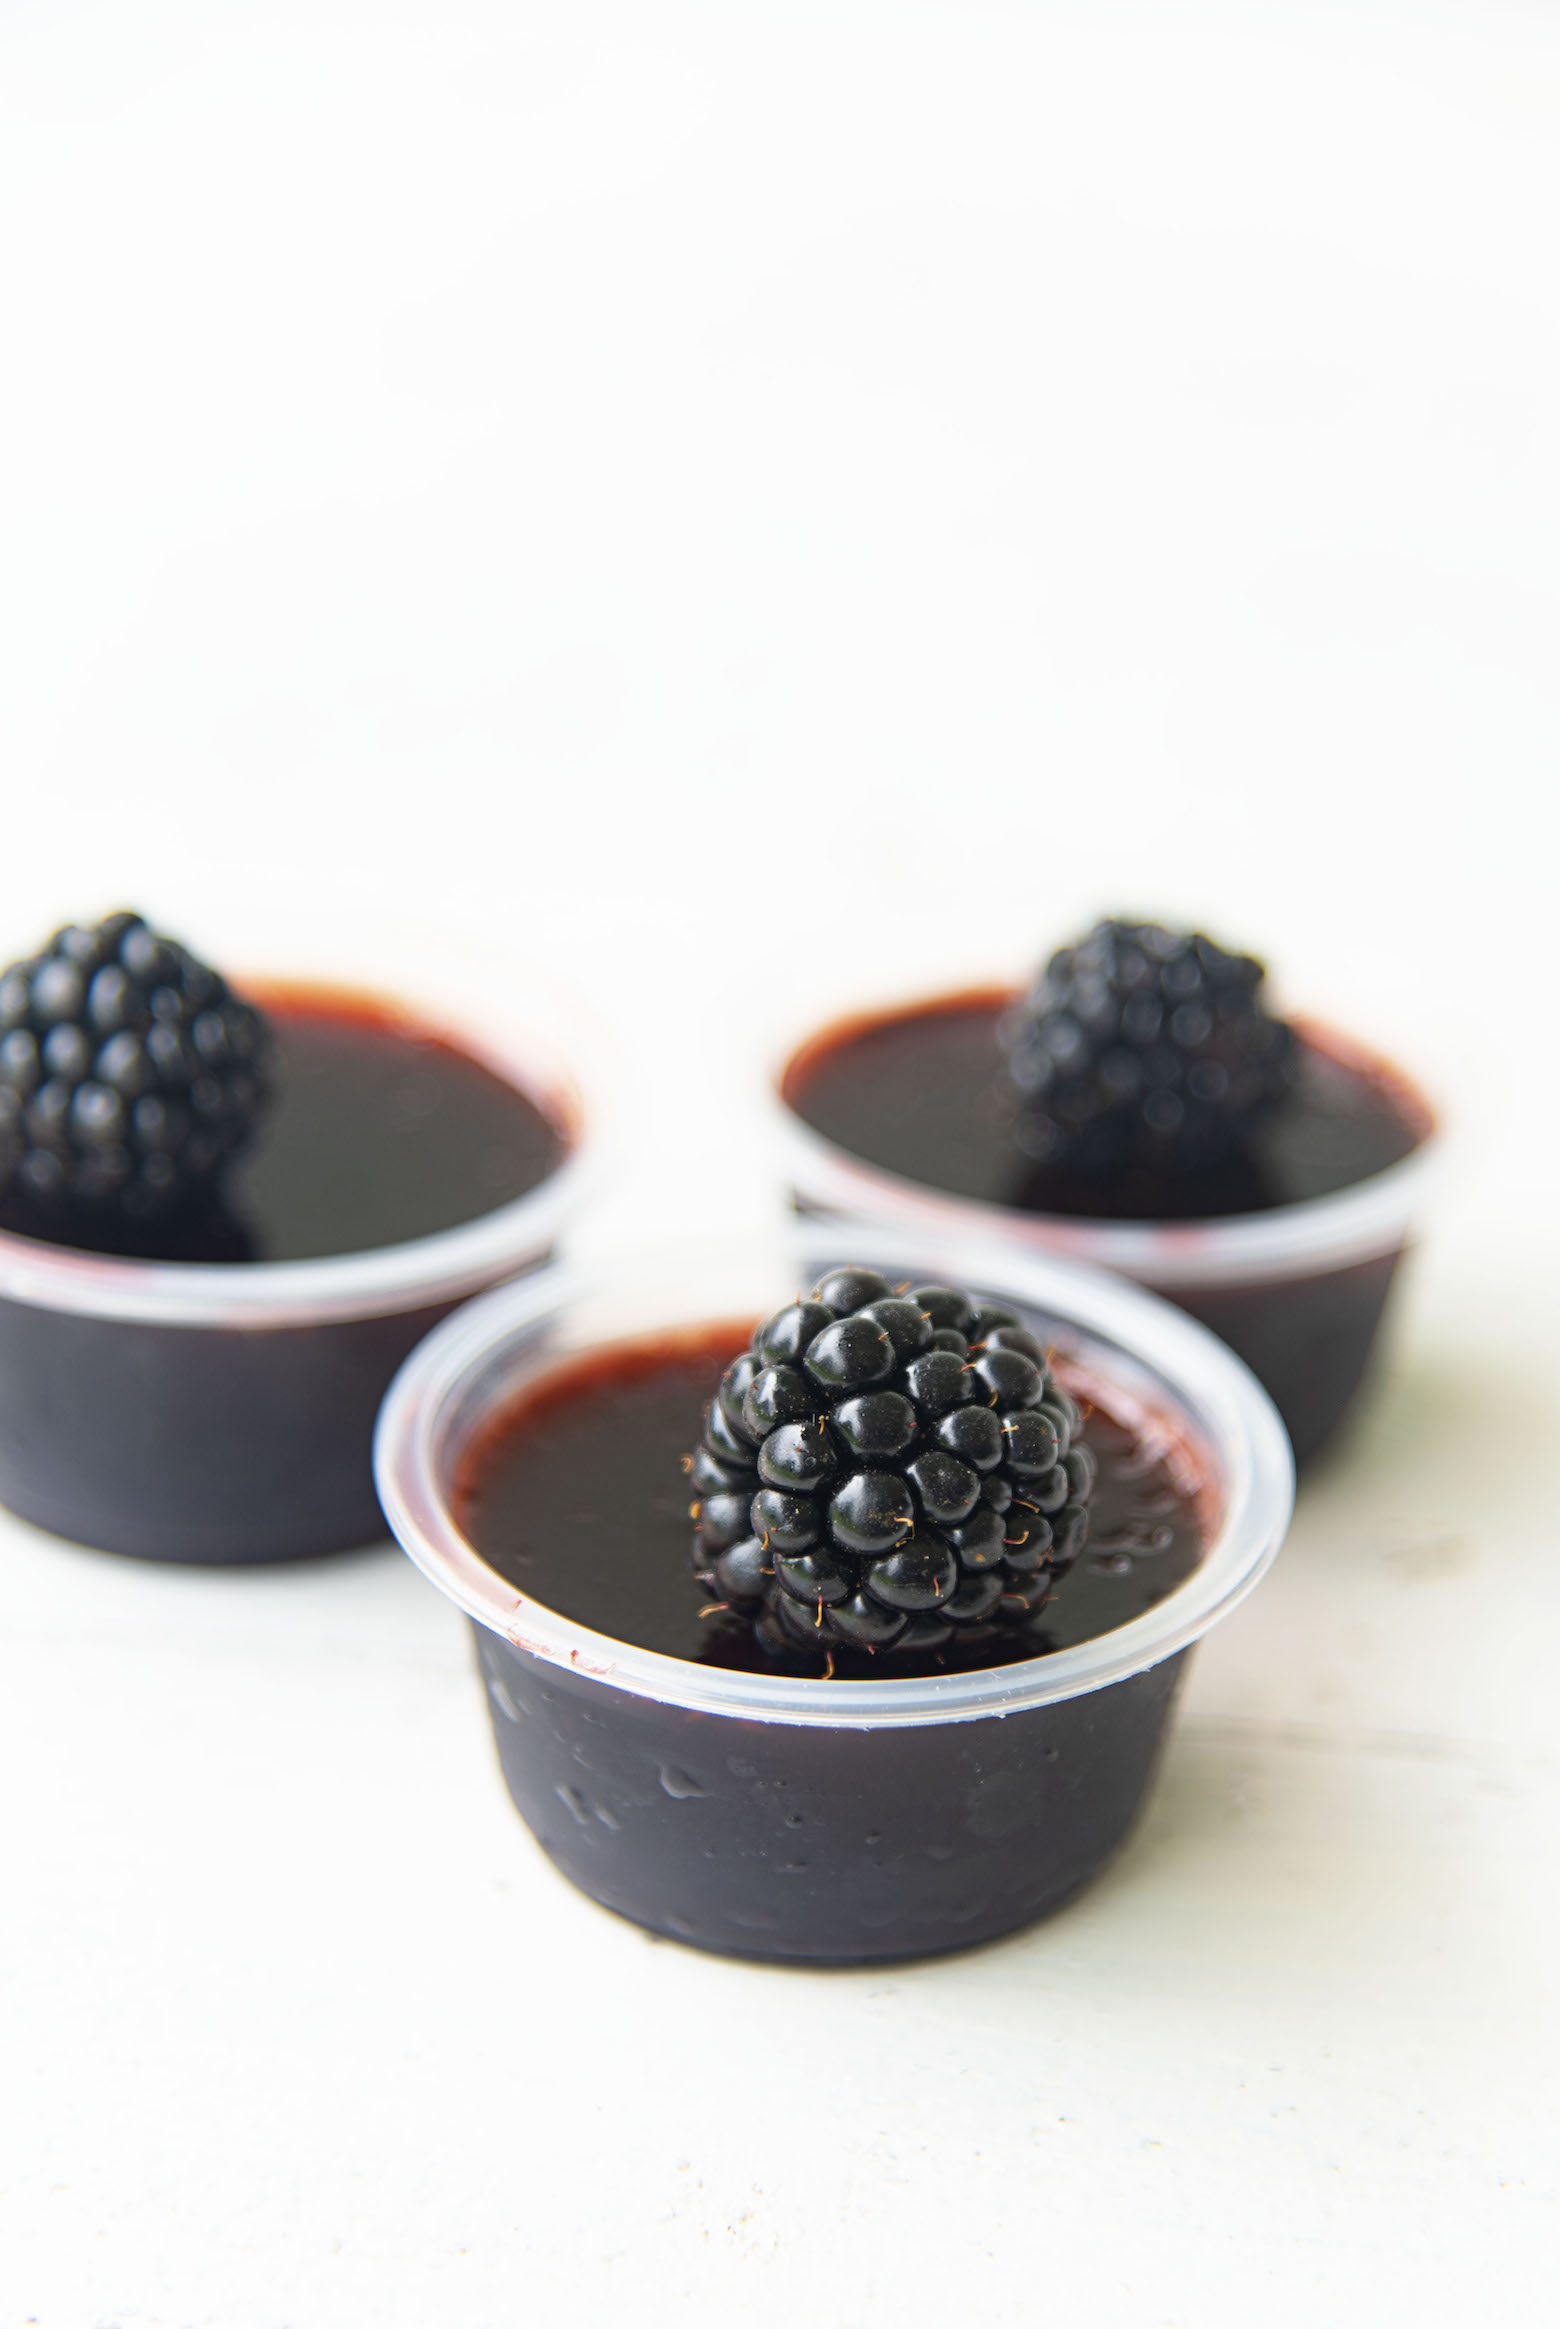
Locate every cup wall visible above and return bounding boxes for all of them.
[475,1624,1190,1963]
[1171,1247,1407,1465]
[0,1281,534,1563]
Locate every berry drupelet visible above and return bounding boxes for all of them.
[0,912,271,1220]
[998,919,1295,1181]
[690,1267,1095,1663]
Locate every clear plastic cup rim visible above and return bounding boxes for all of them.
[772,992,1440,1289]
[0,970,613,1330]
[373,1224,1295,1730]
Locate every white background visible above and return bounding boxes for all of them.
[0,2,1555,2324]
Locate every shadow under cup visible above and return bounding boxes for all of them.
[374,1228,1294,1965]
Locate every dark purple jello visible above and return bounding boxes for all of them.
[373,1234,1293,1964]
[0,982,585,1563]
[777,991,1436,1464]
[455,1331,1208,1680]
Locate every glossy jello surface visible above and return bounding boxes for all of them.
[455,1330,1210,1681]
[784,991,1425,1223]
[0,984,566,1265]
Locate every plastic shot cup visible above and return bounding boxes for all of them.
[0,955,605,1565]
[774,991,1439,1466]
[374,1224,1292,1965]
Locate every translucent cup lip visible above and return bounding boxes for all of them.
[772,986,1441,1290]
[0,969,613,1330]
[373,1223,1294,1731]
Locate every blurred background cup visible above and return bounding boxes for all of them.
[0,901,616,1562]
[772,983,1439,1467]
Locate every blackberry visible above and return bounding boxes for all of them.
[0,911,272,1220]
[690,1268,1094,1663]
[998,919,1294,1180]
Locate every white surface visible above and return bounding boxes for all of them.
[0,2,1555,2324]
